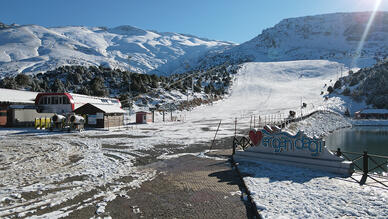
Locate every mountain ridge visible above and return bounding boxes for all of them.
[1,11,387,77]
[0,23,235,77]
[199,11,388,69]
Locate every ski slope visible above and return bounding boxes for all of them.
[188,60,348,123]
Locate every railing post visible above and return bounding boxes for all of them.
[336,148,341,157]
[232,137,236,155]
[360,151,368,185]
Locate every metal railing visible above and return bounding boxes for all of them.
[232,137,388,187]
[232,136,252,155]
[333,148,388,187]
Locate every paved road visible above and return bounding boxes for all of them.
[68,150,255,218]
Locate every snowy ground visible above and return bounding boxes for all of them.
[239,160,388,219]
[1,60,384,218]
[239,110,387,218]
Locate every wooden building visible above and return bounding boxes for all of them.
[74,103,125,128]
[136,111,153,124]
[0,88,52,127]
[355,109,388,119]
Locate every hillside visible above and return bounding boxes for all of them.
[0,64,238,110]
[327,58,388,110]
[0,24,235,76]
[1,12,387,78]
[201,12,388,68]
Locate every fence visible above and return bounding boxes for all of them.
[333,149,388,187]
[231,136,388,187]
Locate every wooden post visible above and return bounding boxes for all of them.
[253,116,256,129]
[232,139,236,155]
[360,151,368,185]
[336,148,341,157]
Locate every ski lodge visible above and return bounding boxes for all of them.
[35,92,125,128]
[354,109,388,119]
[0,89,125,128]
[0,88,52,127]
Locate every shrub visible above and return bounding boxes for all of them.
[327,86,334,94]
[333,80,342,89]
[342,88,351,96]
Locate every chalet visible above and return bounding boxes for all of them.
[74,103,125,128]
[354,109,388,119]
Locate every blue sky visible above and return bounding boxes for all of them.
[1,0,387,43]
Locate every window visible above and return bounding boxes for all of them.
[101,99,109,103]
[0,112,6,116]
[43,96,48,105]
[62,96,69,104]
[51,96,58,104]
[39,98,44,104]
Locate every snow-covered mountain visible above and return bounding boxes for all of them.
[200,12,388,68]
[0,24,235,77]
[1,12,387,77]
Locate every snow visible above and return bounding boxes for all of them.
[0,25,235,76]
[0,88,37,103]
[84,104,126,114]
[187,60,347,122]
[0,59,385,218]
[1,12,386,77]
[284,111,351,137]
[238,160,388,219]
[208,12,388,69]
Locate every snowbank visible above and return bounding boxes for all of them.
[284,111,351,137]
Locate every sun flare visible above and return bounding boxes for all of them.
[352,0,382,67]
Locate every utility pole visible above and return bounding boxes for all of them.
[300,97,303,117]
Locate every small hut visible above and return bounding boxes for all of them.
[74,103,125,128]
[136,111,153,124]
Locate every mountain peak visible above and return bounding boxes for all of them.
[204,11,388,68]
[109,25,148,36]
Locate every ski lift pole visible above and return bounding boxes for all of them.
[234,117,237,137]
[209,120,222,152]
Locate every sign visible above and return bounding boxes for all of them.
[249,127,324,157]
[234,125,354,175]
[96,113,104,119]
[88,115,97,125]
